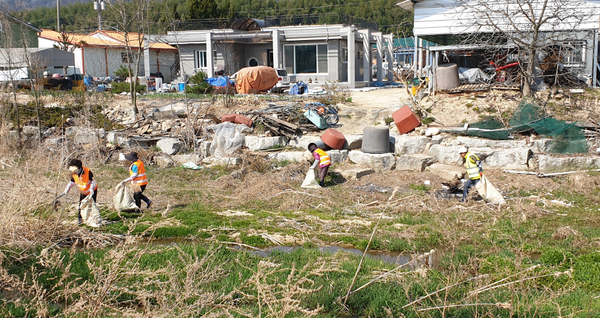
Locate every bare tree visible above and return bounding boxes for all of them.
[451,0,600,96]
[104,0,154,117]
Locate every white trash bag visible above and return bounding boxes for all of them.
[80,194,102,227]
[301,166,322,189]
[113,183,139,212]
[209,122,250,157]
[475,175,505,204]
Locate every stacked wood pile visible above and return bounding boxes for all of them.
[245,103,321,139]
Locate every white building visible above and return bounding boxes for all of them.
[398,0,600,87]
[165,19,395,88]
[38,30,179,82]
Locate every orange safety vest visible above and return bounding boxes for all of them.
[73,166,97,195]
[315,148,331,167]
[130,160,148,186]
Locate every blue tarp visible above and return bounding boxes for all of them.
[289,82,308,95]
[205,76,234,87]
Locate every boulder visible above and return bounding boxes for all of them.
[154,155,175,168]
[425,128,440,137]
[199,140,212,157]
[328,149,349,164]
[44,137,66,148]
[202,156,241,166]
[530,138,553,153]
[348,150,396,171]
[428,145,464,165]
[150,111,179,121]
[161,120,176,132]
[22,126,40,138]
[483,148,532,170]
[344,134,363,150]
[268,151,312,163]
[74,128,105,145]
[538,155,600,173]
[106,131,120,144]
[339,168,375,180]
[429,163,465,182]
[395,135,431,154]
[431,135,445,144]
[456,136,527,149]
[156,138,182,155]
[396,154,436,172]
[244,136,289,151]
[171,153,200,165]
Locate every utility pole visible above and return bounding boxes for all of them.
[93,0,106,30]
[56,0,60,31]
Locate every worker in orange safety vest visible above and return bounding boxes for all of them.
[121,152,152,211]
[62,158,98,225]
[308,143,331,187]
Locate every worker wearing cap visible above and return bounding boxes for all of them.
[459,147,483,202]
[121,152,152,211]
[62,158,98,224]
[308,143,331,187]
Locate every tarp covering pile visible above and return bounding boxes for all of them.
[235,66,278,94]
[460,100,587,153]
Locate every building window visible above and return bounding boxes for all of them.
[121,52,133,63]
[248,57,259,67]
[283,44,328,74]
[195,50,207,69]
[561,41,586,67]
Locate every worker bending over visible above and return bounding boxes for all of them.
[459,147,483,202]
[62,158,98,224]
[308,143,331,187]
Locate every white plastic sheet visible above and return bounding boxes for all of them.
[475,175,505,204]
[209,122,249,157]
[113,183,138,212]
[80,195,102,227]
[301,166,322,189]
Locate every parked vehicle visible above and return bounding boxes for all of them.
[270,69,290,93]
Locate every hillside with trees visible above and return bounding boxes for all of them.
[12,0,412,35]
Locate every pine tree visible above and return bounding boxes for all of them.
[189,0,218,19]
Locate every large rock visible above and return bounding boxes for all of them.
[396,154,436,172]
[395,135,431,154]
[202,156,241,166]
[538,155,600,173]
[157,138,182,155]
[339,168,375,180]
[483,148,532,170]
[154,155,175,168]
[344,134,363,150]
[348,150,396,171]
[530,138,553,153]
[427,145,464,165]
[244,136,289,151]
[456,136,527,149]
[171,153,200,165]
[73,128,105,145]
[429,163,465,182]
[328,149,349,163]
[268,151,312,163]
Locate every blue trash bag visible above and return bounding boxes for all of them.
[205,76,234,88]
[289,82,308,95]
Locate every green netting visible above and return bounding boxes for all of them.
[461,100,588,153]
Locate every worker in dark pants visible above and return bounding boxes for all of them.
[62,158,98,225]
[459,147,483,202]
[121,152,152,212]
[308,143,331,187]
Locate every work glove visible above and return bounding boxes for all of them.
[61,190,68,197]
[88,187,95,197]
[311,161,318,169]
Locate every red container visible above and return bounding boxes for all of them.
[221,114,237,123]
[234,114,253,128]
[321,128,345,150]
[392,105,421,134]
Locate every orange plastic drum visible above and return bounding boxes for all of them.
[392,105,421,134]
[320,128,345,150]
